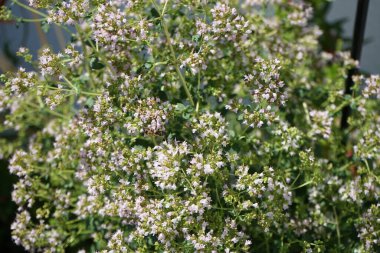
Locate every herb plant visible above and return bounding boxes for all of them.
[0,0,380,252]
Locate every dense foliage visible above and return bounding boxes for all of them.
[1,0,380,252]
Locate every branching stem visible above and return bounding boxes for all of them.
[160,1,195,106]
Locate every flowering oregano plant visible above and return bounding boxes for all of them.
[1,0,380,252]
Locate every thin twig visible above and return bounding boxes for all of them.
[160,0,195,106]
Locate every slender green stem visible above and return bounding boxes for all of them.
[152,136,158,146]
[215,185,223,208]
[180,168,196,192]
[280,235,284,253]
[211,206,232,211]
[364,159,380,181]
[265,236,270,253]
[13,0,47,17]
[45,84,101,96]
[42,108,68,118]
[81,91,102,96]
[161,0,169,16]
[160,3,195,106]
[333,206,341,251]
[75,24,96,87]
[45,85,71,92]
[62,75,78,94]
[37,95,44,108]
[291,178,314,190]
[196,71,201,113]
[146,61,168,76]
[18,18,47,22]
[303,102,311,125]
[290,172,301,188]
[331,96,361,115]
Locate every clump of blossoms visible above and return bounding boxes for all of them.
[1,0,380,252]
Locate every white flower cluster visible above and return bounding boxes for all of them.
[191,112,229,148]
[148,141,190,190]
[244,0,282,6]
[244,57,287,105]
[5,68,37,96]
[353,120,380,160]
[196,3,252,42]
[180,52,207,75]
[288,2,313,27]
[273,123,303,156]
[91,3,151,53]
[338,176,380,204]
[39,48,63,77]
[47,0,89,24]
[234,166,292,212]
[357,204,380,251]
[130,97,172,135]
[309,109,333,139]
[363,75,380,99]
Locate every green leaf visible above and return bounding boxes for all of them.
[175,103,187,112]
[85,97,94,107]
[150,8,160,19]
[192,35,201,42]
[90,57,105,70]
[41,21,50,33]
[182,113,191,119]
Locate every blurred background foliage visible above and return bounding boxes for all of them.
[0,0,349,251]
